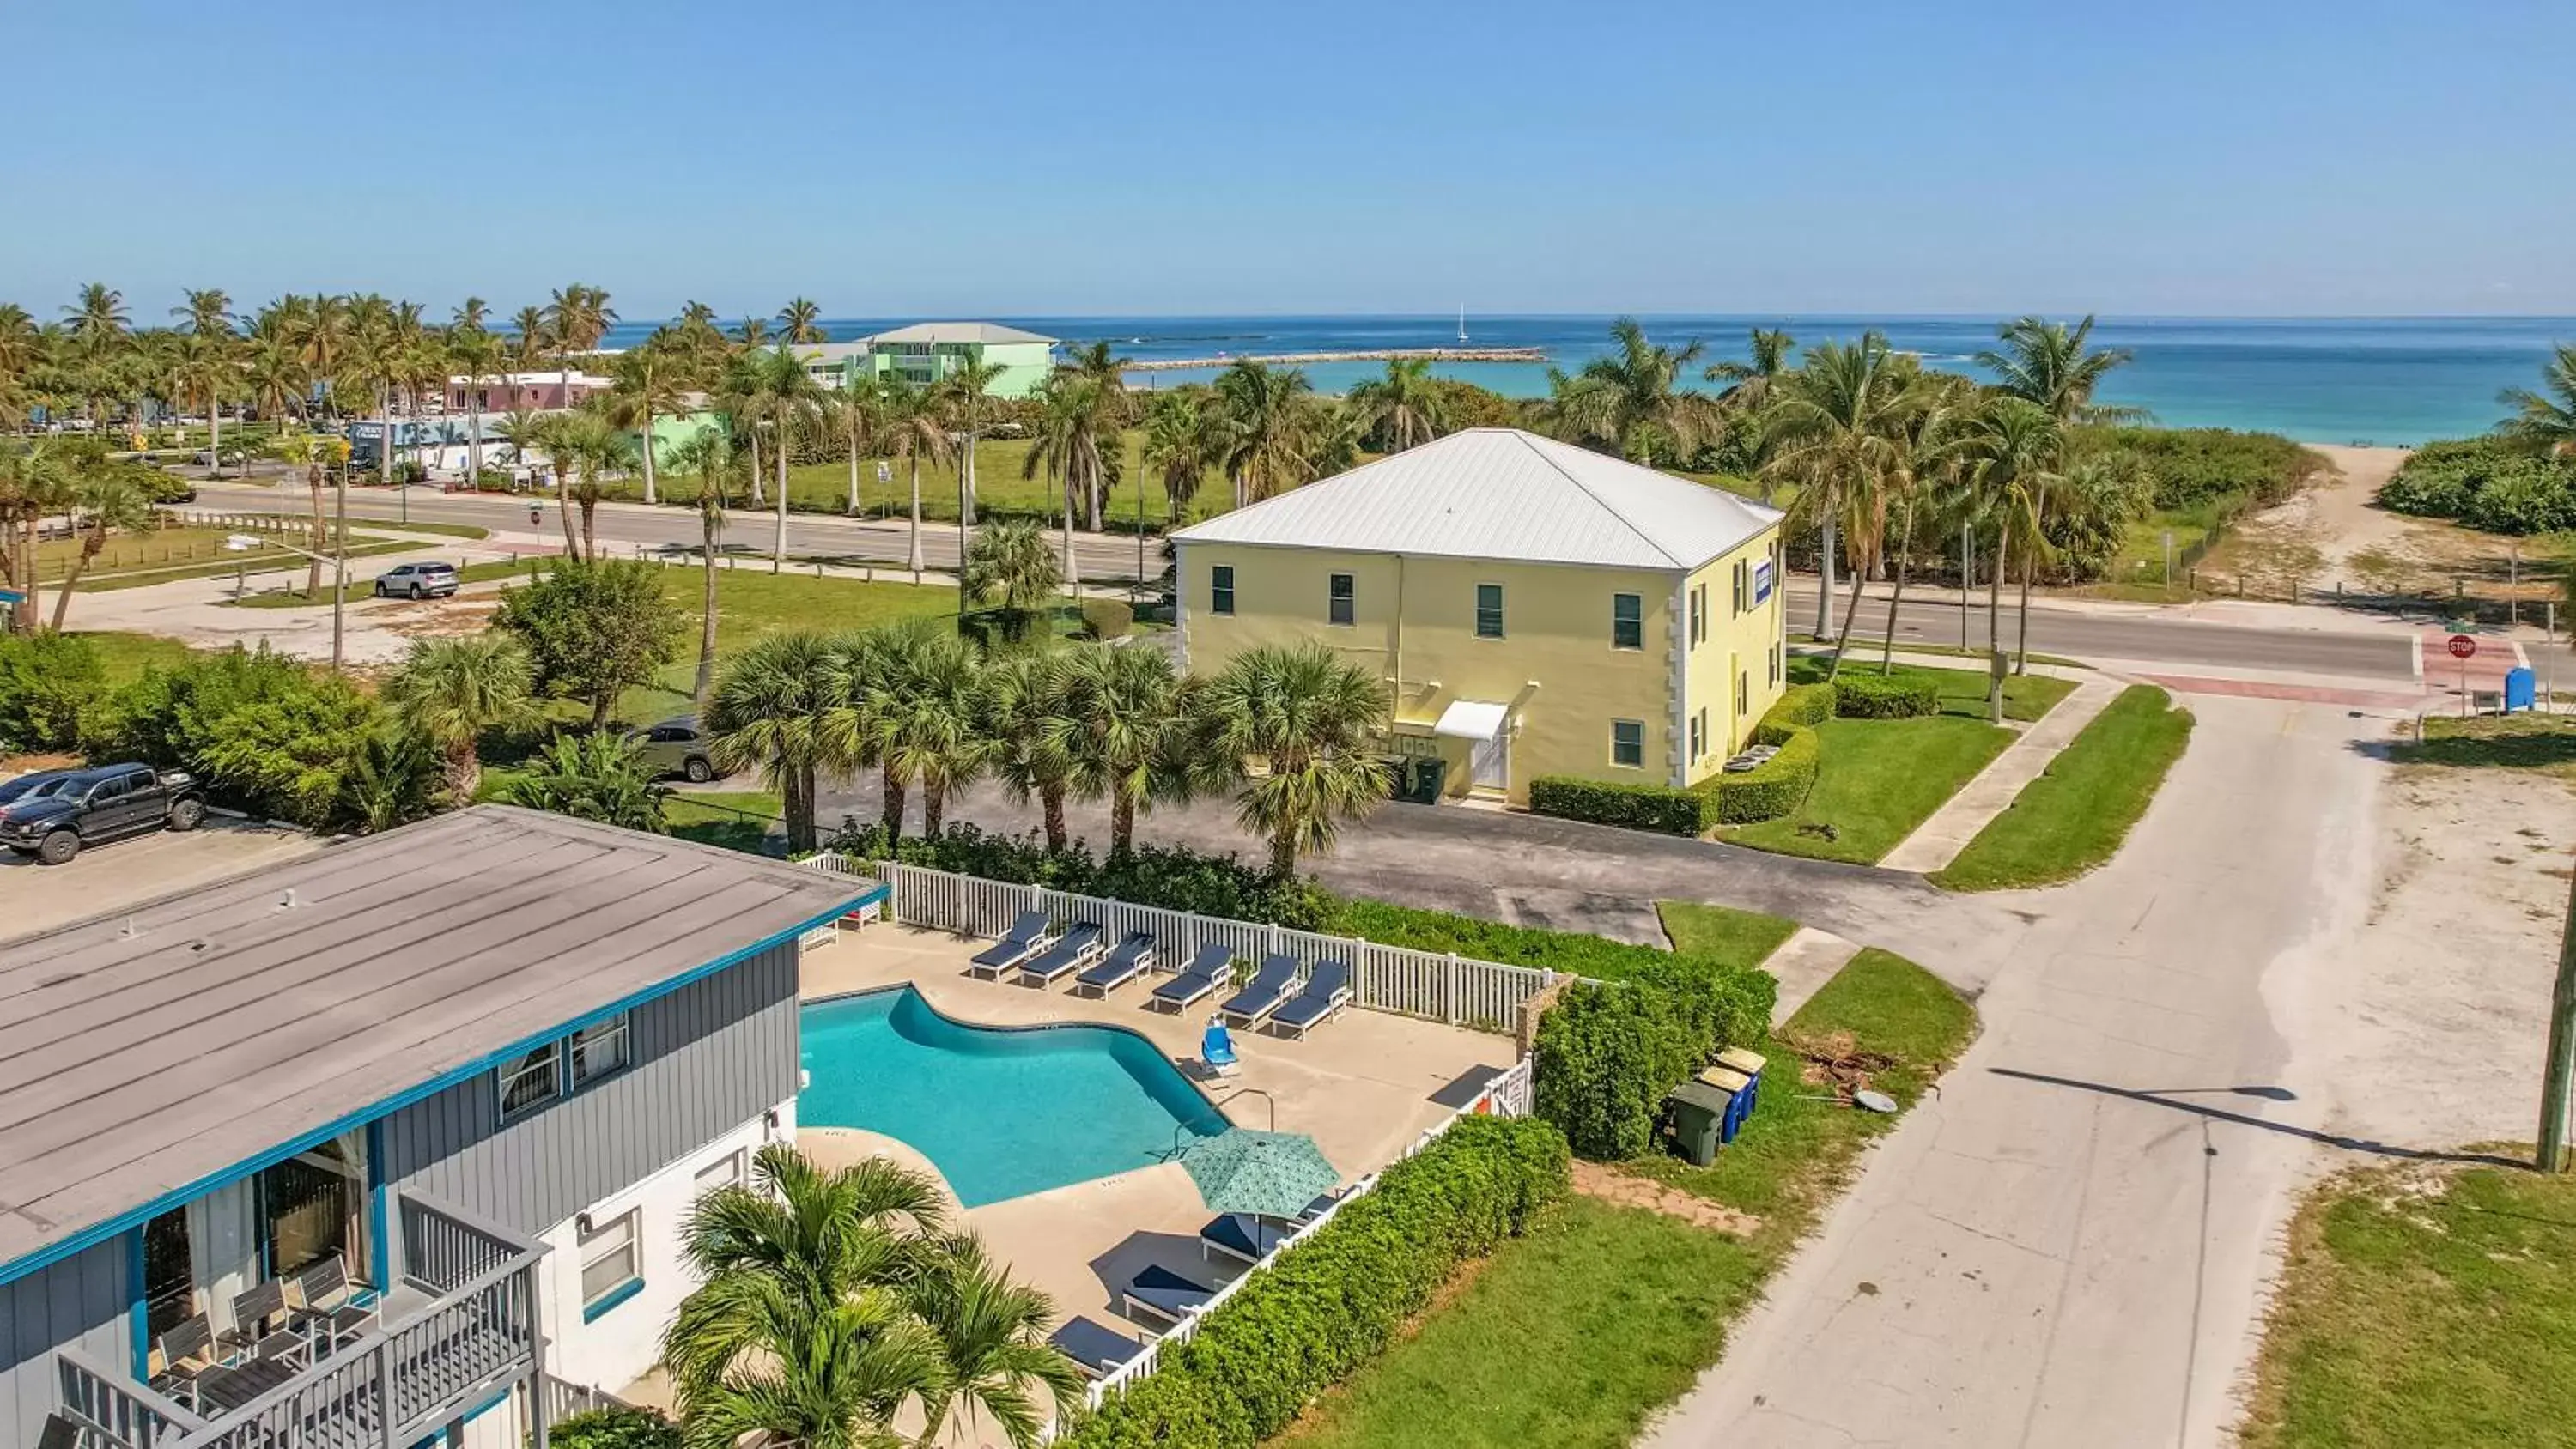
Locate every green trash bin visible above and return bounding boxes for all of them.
[1666,1080,1733,1167]
[1412,756,1449,803]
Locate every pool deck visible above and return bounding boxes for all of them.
[796,924,1516,1351]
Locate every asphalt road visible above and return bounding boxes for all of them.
[183,478,2416,680]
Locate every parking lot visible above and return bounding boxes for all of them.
[0,817,321,939]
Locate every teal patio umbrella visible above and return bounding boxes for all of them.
[1179,1128,1340,1220]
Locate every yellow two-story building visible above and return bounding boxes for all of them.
[1172,427,1787,804]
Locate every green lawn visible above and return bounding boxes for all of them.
[1724,715,2011,864]
[1655,901,1800,968]
[1933,686,2194,891]
[1284,949,1975,1449]
[1784,653,2074,724]
[1793,635,2087,670]
[666,791,785,854]
[221,559,531,609]
[2238,1161,2576,1449]
[71,537,424,592]
[69,630,195,684]
[600,569,956,724]
[2391,712,2576,779]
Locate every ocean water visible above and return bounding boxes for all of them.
[599,313,2574,446]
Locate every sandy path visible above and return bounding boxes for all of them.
[2221,445,2414,585]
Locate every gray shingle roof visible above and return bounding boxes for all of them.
[0,807,872,1276]
[1170,428,1782,570]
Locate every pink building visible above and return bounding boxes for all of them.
[446,370,613,412]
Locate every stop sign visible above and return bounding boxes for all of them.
[2447,634,2478,659]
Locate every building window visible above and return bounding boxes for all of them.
[1211,565,1235,615]
[1688,712,1704,761]
[570,1014,629,1088]
[1737,671,1750,715]
[497,1042,562,1122]
[1689,585,1705,646]
[579,1210,643,1322]
[1612,594,1643,651]
[1769,642,1781,686]
[1327,573,1354,627]
[1612,720,1644,768]
[1733,560,1747,614]
[693,1149,746,1198]
[1475,584,1504,639]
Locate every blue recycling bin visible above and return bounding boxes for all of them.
[2507,666,2537,712]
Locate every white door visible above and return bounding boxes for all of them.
[1470,732,1508,791]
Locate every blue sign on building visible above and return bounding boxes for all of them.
[1753,559,1776,605]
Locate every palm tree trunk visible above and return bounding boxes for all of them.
[14,519,37,636]
[880,761,905,839]
[1060,472,1077,595]
[772,436,787,573]
[448,743,479,805]
[48,530,101,630]
[306,470,325,596]
[580,498,597,561]
[846,425,860,515]
[1814,519,1837,639]
[782,767,811,856]
[208,401,222,482]
[640,407,658,505]
[591,686,616,729]
[2014,562,2033,676]
[1112,789,1136,856]
[1987,532,2008,724]
[1825,557,1868,682]
[1041,783,1067,853]
[557,477,580,558]
[963,414,980,525]
[378,388,393,488]
[907,457,925,574]
[1880,506,1914,676]
[747,432,765,507]
[923,783,945,835]
[465,397,481,493]
[1269,822,1298,879]
[695,511,719,712]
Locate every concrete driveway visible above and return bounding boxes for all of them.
[0,818,319,940]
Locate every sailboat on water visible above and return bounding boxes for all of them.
[1456,307,1468,347]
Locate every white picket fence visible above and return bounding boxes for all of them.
[855,859,1559,1034]
[1079,1054,1535,1410]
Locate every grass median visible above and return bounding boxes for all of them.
[1655,900,1800,967]
[1931,685,2193,891]
[2238,1160,2576,1449]
[1280,948,1975,1449]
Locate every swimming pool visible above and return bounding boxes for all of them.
[798,987,1228,1207]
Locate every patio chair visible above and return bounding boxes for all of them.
[968,911,1054,979]
[1047,1315,1145,1379]
[1074,932,1157,997]
[1119,1263,1213,1329]
[1149,943,1235,1013]
[1271,960,1353,1040]
[287,1253,377,1349]
[1017,922,1106,987]
[218,1280,290,1356]
[1218,955,1302,1028]
[149,1313,218,1405]
[1196,1016,1239,1077]
[37,1415,81,1449]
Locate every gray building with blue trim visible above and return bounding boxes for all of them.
[0,807,881,1449]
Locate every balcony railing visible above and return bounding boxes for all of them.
[56,1191,548,1449]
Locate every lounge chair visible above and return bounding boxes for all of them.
[1149,944,1235,1013]
[1120,1263,1214,1328]
[1199,1184,1347,1263]
[1018,923,1105,986]
[1272,960,1352,1040]
[1219,955,1302,1028]
[1048,1315,1145,1379]
[1074,932,1157,997]
[969,911,1054,979]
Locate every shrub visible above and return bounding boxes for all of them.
[1331,899,1765,1012]
[1831,672,1940,719]
[2377,437,2576,535]
[1703,722,1818,823]
[1527,775,1713,836]
[550,1407,682,1449]
[1079,597,1134,640]
[825,823,1340,930]
[1063,1115,1570,1449]
[491,558,682,725]
[1533,980,1704,1158]
[2079,426,2325,511]
[1770,681,1834,727]
[0,633,106,753]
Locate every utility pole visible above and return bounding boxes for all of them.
[2543,856,2576,1172]
[332,446,349,671]
[1960,523,1972,651]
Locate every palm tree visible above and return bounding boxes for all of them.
[383,635,538,802]
[872,621,989,835]
[731,347,831,570]
[1139,391,1214,524]
[982,650,1082,851]
[507,305,552,373]
[1193,641,1390,876]
[2497,343,2576,459]
[708,630,838,854]
[1344,357,1454,452]
[775,298,829,344]
[544,283,617,355]
[908,1234,1084,1448]
[1022,373,1119,587]
[961,518,1060,621]
[1959,397,2063,720]
[559,406,637,560]
[666,425,741,710]
[1543,318,1722,464]
[1874,375,1977,674]
[879,378,954,576]
[44,465,150,628]
[604,340,690,504]
[833,377,889,517]
[1760,333,1919,676]
[166,330,237,477]
[1975,315,2144,427]
[446,324,506,493]
[935,355,1012,540]
[1706,326,1796,411]
[507,732,669,832]
[1064,644,1191,854]
[0,441,72,633]
[1211,361,1315,510]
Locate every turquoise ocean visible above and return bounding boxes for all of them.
[600,314,2574,447]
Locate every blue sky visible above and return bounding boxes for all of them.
[4,0,2570,321]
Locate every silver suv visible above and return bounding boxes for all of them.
[628,718,716,783]
[372,561,460,599]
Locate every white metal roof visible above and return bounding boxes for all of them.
[861,322,1057,346]
[1170,428,1781,571]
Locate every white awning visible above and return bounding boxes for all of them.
[1431,699,1510,741]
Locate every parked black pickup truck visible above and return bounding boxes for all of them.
[0,762,205,864]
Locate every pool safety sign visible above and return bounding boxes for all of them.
[1753,559,1775,604]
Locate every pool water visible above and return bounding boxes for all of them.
[799,987,1228,1207]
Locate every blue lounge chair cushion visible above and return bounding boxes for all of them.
[1077,934,1155,992]
[1151,944,1233,1005]
[1220,955,1301,1022]
[1123,1264,1212,1322]
[970,912,1051,970]
[1199,1212,1291,1262]
[1020,923,1103,980]
[1273,960,1352,1034]
[1048,1316,1142,1378]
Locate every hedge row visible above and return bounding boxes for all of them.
[1338,898,1763,1004]
[1769,681,1835,727]
[1704,721,1820,823]
[1063,1115,1571,1448]
[1831,672,1940,719]
[829,822,1340,930]
[1526,774,1711,836]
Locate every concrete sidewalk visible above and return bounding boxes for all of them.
[1879,676,2128,874]
[1763,926,1864,1025]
